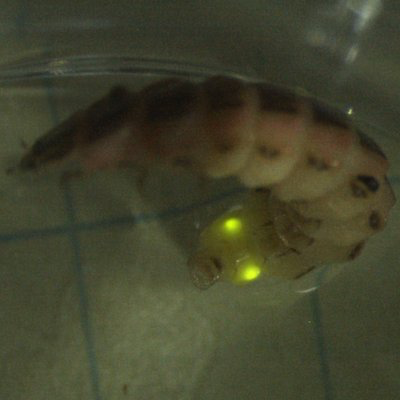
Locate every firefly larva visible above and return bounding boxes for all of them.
[15,76,396,289]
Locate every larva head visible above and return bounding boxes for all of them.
[188,209,264,289]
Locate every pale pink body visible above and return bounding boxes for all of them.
[17,76,396,287]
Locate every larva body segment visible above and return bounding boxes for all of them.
[237,86,309,188]
[15,76,396,289]
[273,123,358,201]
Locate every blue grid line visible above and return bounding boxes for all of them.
[1,175,397,245]
[0,187,243,244]
[12,4,100,399]
[62,179,103,400]
[0,225,68,243]
[309,174,399,400]
[14,0,29,39]
[388,175,400,185]
[43,76,102,400]
[310,268,334,400]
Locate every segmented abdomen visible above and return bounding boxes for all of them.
[17,76,396,288]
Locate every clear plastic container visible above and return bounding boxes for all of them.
[1,1,399,399]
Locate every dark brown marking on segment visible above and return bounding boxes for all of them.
[211,257,224,273]
[277,247,301,257]
[19,86,134,170]
[294,265,316,279]
[351,181,368,198]
[84,86,134,142]
[203,76,245,110]
[306,237,315,247]
[349,241,365,260]
[357,175,380,192]
[142,79,198,123]
[369,211,381,230]
[172,157,193,168]
[257,145,280,159]
[262,221,274,227]
[308,155,330,171]
[215,142,235,154]
[357,130,387,160]
[18,116,79,170]
[255,187,271,193]
[311,100,349,129]
[256,84,298,113]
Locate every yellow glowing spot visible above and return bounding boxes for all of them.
[222,217,242,235]
[236,263,262,283]
[347,107,353,115]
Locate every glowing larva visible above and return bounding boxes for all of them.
[15,76,396,289]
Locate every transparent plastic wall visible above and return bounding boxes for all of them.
[1,1,399,400]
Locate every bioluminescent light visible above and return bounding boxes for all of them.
[222,217,242,235]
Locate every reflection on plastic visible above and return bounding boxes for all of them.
[306,0,382,64]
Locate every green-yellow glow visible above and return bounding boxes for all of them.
[236,263,262,283]
[222,217,242,235]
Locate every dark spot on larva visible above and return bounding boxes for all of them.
[255,187,271,193]
[203,76,245,109]
[294,266,316,279]
[258,145,280,159]
[306,237,315,247]
[262,220,274,227]
[85,85,134,142]
[278,247,301,257]
[308,155,330,171]
[143,80,198,123]
[291,247,301,255]
[173,157,193,168]
[311,101,349,129]
[351,181,368,198]
[211,257,224,272]
[357,130,387,160]
[369,211,381,230]
[357,175,380,192]
[349,241,365,260]
[18,155,37,170]
[108,85,130,103]
[19,117,77,169]
[256,84,298,113]
[33,122,75,155]
[215,142,235,153]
